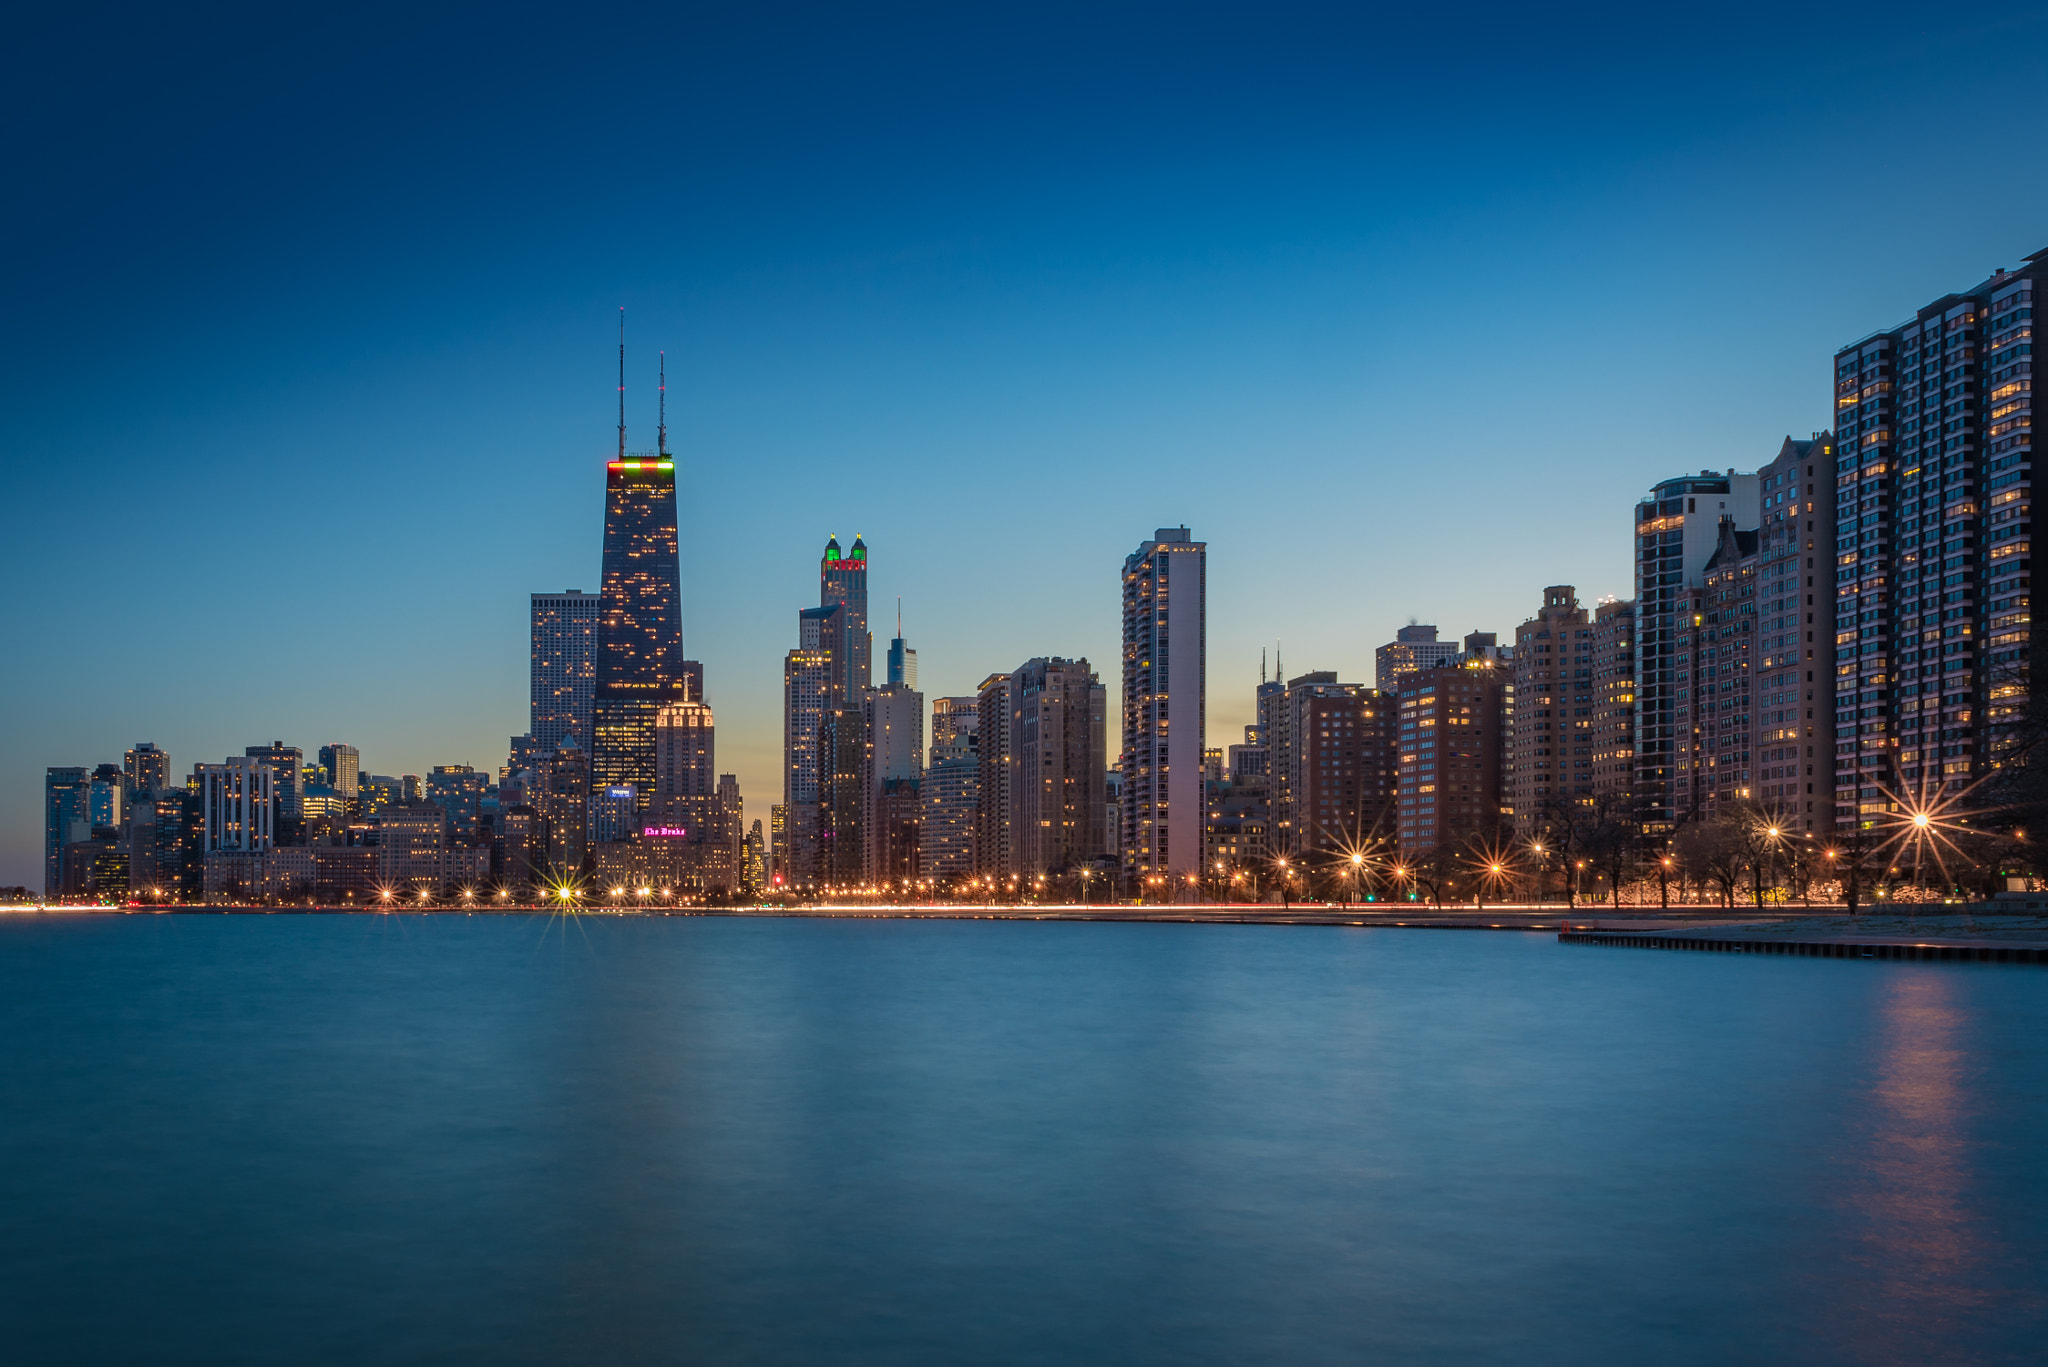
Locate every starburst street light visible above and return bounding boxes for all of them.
[1868,767,2000,891]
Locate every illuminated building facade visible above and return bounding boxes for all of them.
[541,742,589,875]
[1831,253,2039,827]
[591,448,691,819]
[244,742,303,822]
[921,696,980,880]
[781,646,832,884]
[977,659,1106,879]
[1634,470,1761,831]
[1590,599,1637,809]
[1120,527,1206,882]
[200,756,275,853]
[1395,654,1510,856]
[864,683,923,879]
[530,589,599,752]
[1375,625,1458,691]
[1266,674,1396,858]
[1512,587,1594,822]
[317,743,360,799]
[124,743,170,796]
[45,767,91,895]
[654,699,716,828]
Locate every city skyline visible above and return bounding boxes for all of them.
[8,5,2048,887]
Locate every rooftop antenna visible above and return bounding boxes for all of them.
[658,350,668,457]
[616,308,627,461]
[1275,642,1282,682]
[1260,647,1267,685]
[896,596,903,639]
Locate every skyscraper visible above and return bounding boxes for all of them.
[244,743,304,823]
[1512,588,1592,822]
[654,699,716,828]
[124,743,170,796]
[978,659,1106,879]
[781,645,832,886]
[1831,252,2040,828]
[317,743,360,799]
[820,535,872,693]
[1633,470,1761,832]
[887,603,917,689]
[200,757,275,853]
[531,590,599,752]
[1265,673,1397,860]
[864,683,924,879]
[1375,625,1459,691]
[45,767,91,896]
[590,342,691,815]
[1396,652,1511,856]
[1121,527,1206,883]
[922,696,980,881]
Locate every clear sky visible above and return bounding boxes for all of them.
[3,1,2045,886]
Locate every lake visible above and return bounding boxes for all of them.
[1,914,2042,1365]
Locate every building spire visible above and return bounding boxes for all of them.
[1261,647,1266,685]
[1275,642,1282,683]
[896,595,902,638]
[617,307,627,461]
[658,350,668,457]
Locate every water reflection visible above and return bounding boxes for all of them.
[1845,971,1992,1353]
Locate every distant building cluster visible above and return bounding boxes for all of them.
[41,250,2040,901]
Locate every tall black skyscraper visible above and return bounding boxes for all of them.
[591,331,691,818]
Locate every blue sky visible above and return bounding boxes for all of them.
[3,1,2044,885]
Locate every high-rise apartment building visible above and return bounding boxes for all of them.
[244,743,303,822]
[540,742,589,875]
[654,699,716,828]
[1120,527,1206,882]
[781,645,832,886]
[922,696,980,881]
[531,590,600,752]
[1669,437,1840,832]
[200,757,275,853]
[1263,676,1397,859]
[124,743,170,796]
[1375,625,1459,691]
[1395,655,1511,856]
[1512,588,1592,824]
[1590,599,1638,809]
[317,743,360,799]
[1832,253,2040,826]
[1637,438,1836,832]
[425,765,488,837]
[1634,471,1762,831]
[978,659,1106,879]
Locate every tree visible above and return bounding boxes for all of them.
[1408,844,1462,909]
[1674,817,1743,908]
[1583,793,1640,909]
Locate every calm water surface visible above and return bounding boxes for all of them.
[1,915,2043,1365]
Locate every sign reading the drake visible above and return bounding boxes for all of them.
[642,825,689,839]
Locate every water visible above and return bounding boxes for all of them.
[2,915,2043,1366]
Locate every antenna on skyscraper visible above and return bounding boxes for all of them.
[658,350,668,457]
[1275,642,1282,682]
[1261,647,1266,685]
[897,596,902,638]
[617,307,627,460]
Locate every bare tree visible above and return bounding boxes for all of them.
[1675,817,1743,908]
